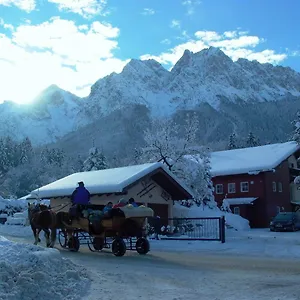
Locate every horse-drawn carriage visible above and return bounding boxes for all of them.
[57,205,154,257]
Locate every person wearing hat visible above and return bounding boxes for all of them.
[69,181,91,219]
[71,181,91,205]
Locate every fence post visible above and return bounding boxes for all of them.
[220,216,225,243]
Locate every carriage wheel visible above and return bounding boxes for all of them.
[136,237,150,255]
[68,236,80,252]
[112,238,126,257]
[88,237,104,252]
[58,230,67,248]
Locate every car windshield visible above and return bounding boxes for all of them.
[274,213,294,221]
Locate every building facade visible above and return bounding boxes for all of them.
[210,142,300,228]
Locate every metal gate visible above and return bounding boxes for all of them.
[147,216,225,243]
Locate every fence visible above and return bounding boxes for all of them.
[147,216,225,243]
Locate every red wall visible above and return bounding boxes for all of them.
[212,173,265,204]
[263,161,292,225]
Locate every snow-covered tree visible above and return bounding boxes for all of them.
[246,131,260,147]
[71,155,84,172]
[40,147,65,167]
[83,147,108,171]
[228,133,237,150]
[141,113,216,207]
[292,111,300,144]
[19,137,34,164]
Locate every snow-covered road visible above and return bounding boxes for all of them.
[4,233,300,300]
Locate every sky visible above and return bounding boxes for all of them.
[0,0,299,104]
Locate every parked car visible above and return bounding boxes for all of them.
[270,212,300,232]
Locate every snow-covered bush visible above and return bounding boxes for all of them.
[173,202,250,231]
[294,176,300,184]
[221,198,232,213]
[0,196,27,216]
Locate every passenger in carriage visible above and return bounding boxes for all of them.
[103,201,113,214]
[128,198,138,207]
[113,198,128,208]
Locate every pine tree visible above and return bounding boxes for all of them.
[40,147,65,167]
[228,133,237,150]
[19,137,33,164]
[0,138,9,174]
[246,131,260,147]
[292,111,300,144]
[83,147,108,171]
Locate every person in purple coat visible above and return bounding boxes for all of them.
[69,181,91,219]
[71,181,91,205]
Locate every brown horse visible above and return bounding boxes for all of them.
[28,203,57,248]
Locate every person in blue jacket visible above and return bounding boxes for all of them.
[71,181,91,205]
[128,198,138,207]
[70,181,91,219]
[103,202,113,214]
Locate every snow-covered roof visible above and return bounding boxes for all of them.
[209,141,299,177]
[30,162,193,200]
[225,197,258,205]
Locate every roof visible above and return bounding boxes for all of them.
[224,197,258,205]
[210,141,300,177]
[29,162,193,200]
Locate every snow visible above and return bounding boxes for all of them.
[0,197,27,215]
[0,236,90,300]
[208,141,299,176]
[225,197,258,205]
[173,203,250,231]
[5,211,28,226]
[0,224,32,237]
[30,162,193,199]
[150,228,300,259]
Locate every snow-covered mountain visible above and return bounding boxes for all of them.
[1,47,300,146]
[89,47,300,114]
[0,85,92,144]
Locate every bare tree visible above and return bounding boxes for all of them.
[141,113,216,207]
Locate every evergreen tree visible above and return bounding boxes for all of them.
[228,133,237,150]
[292,111,300,144]
[4,137,19,168]
[71,155,84,172]
[40,147,65,167]
[246,131,260,147]
[0,138,9,174]
[83,147,108,171]
[19,137,34,164]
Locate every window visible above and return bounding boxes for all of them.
[240,182,249,192]
[228,183,236,194]
[215,184,223,194]
[278,182,283,193]
[272,181,277,192]
[233,207,240,215]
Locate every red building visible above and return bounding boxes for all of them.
[210,142,300,228]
